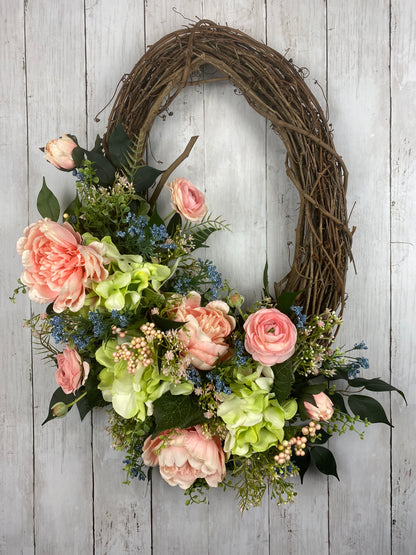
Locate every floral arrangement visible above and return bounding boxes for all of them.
[13,127,405,511]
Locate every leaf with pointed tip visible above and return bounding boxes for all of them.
[132,166,164,195]
[85,150,115,186]
[37,178,60,221]
[42,388,76,425]
[167,212,182,236]
[271,357,294,404]
[152,314,186,331]
[152,393,208,437]
[108,121,132,168]
[310,446,339,480]
[263,260,269,297]
[292,449,311,483]
[276,291,302,316]
[331,392,348,414]
[348,394,393,427]
[348,377,407,404]
[71,145,85,168]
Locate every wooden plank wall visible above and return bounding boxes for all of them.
[1,1,414,553]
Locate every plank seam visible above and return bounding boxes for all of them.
[388,1,393,554]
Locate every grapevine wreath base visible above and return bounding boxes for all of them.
[14,21,405,511]
[105,19,354,318]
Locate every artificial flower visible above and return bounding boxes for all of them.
[168,177,207,222]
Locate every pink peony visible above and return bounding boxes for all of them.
[243,308,297,366]
[43,134,77,170]
[55,346,90,394]
[17,218,108,312]
[171,291,235,370]
[142,426,226,489]
[168,177,207,222]
[304,392,334,421]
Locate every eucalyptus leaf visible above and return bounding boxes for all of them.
[37,178,60,221]
[310,446,339,480]
[271,357,294,404]
[348,394,393,427]
[152,393,208,437]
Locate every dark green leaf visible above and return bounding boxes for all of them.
[132,166,164,195]
[167,212,182,236]
[292,449,311,484]
[191,225,218,250]
[71,145,85,168]
[301,383,328,396]
[152,393,208,437]
[310,446,339,480]
[331,392,348,414]
[348,394,393,427]
[37,178,60,221]
[271,357,295,404]
[85,150,116,186]
[92,134,102,153]
[348,377,407,404]
[108,121,132,168]
[64,192,81,219]
[152,314,186,331]
[276,291,301,316]
[46,302,55,315]
[263,260,269,297]
[42,388,76,425]
[149,206,164,226]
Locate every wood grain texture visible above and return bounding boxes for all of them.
[0,1,414,553]
[327,2,392,553]
[391,1,416,553]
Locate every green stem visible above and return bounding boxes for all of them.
[67,390,87,408]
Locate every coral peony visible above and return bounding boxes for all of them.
[304,392,334,421]
[243,308,297,366]
[43,134,77,170]
[56,345,90,394]
[142,426,226,489]
[168,177,207,222]
[171,291,235,370]
[17,218,108,312]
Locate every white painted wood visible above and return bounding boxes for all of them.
[327,2,392,554]
[391,1,416,553]
[24,1,93,552]
[0,3,34,554]
[1,1,415,552]
[266,2,330,553]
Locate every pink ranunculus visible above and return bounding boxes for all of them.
[243,307,297,366]
[17,218,108,312]
[142,426,226,489]
[168,177,207,222]
[171,291,235,370]
[55,345,90,394]
[304,392,334,421]
[43,134,77,170]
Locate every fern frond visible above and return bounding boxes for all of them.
[121,133,146,181]
[183,214,230,250]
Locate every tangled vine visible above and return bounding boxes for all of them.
[104,19,354,317]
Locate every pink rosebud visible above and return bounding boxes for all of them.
[170,291,235,370]
[228,292,244,308]
[17,218,108,312]
[43,134,77,170]
[243,308,297,366]
[142,426,226,489]
[51,402,68,418]
[304,392,334,421]
[55,346,90,395]
[168,178,207,222]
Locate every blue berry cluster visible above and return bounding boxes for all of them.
[347,355,370,378]
[232,339,248,367]
[173,275,192,295]
[290,305,307,329]
[111,310,129,328]
[50,315,65,343]
[353,341,368,350]
[88,311,105,338]
[206,372,231,395]
[186,367,202,388]
[198,259,223,299]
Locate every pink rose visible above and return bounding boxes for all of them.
[171,292,235,370]
[17,218,108,312]
[55,346,90,394]
[142,426,226,489]
[43,134,77,170]
[243,308,297,366]
[168,178,207,222]
[304,392,334,421]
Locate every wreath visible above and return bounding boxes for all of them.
[13,21,404,511]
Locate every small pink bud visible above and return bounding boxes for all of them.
[228,292,244,308]
[43,134,77,171]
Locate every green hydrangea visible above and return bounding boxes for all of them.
[217,365,297,457]
[95,339,193,420]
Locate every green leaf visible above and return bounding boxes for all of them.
[92,134,102,153]
[152,393,208,437]
[167,212,182,236]
[301,382,328,396]
[262,260,269,297]
[271,357,295,404]
[71,145,85,168]
[108,121,132,168]
[310,446,339,480]
[76,371,109,421]
[191,225,219,250]
[37,178,60,221]
[149,206,164,226]
[64,192,81,219]
[132,166,164,195]
[348,377,407,404]
[331,392,348,414]
[292,449,311,484]
[276,291,301,316]
[348,394,393,427]
[312,428,332,445]
[152,314,186,331]
[85,150,116,186]
[42,388,76,425]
